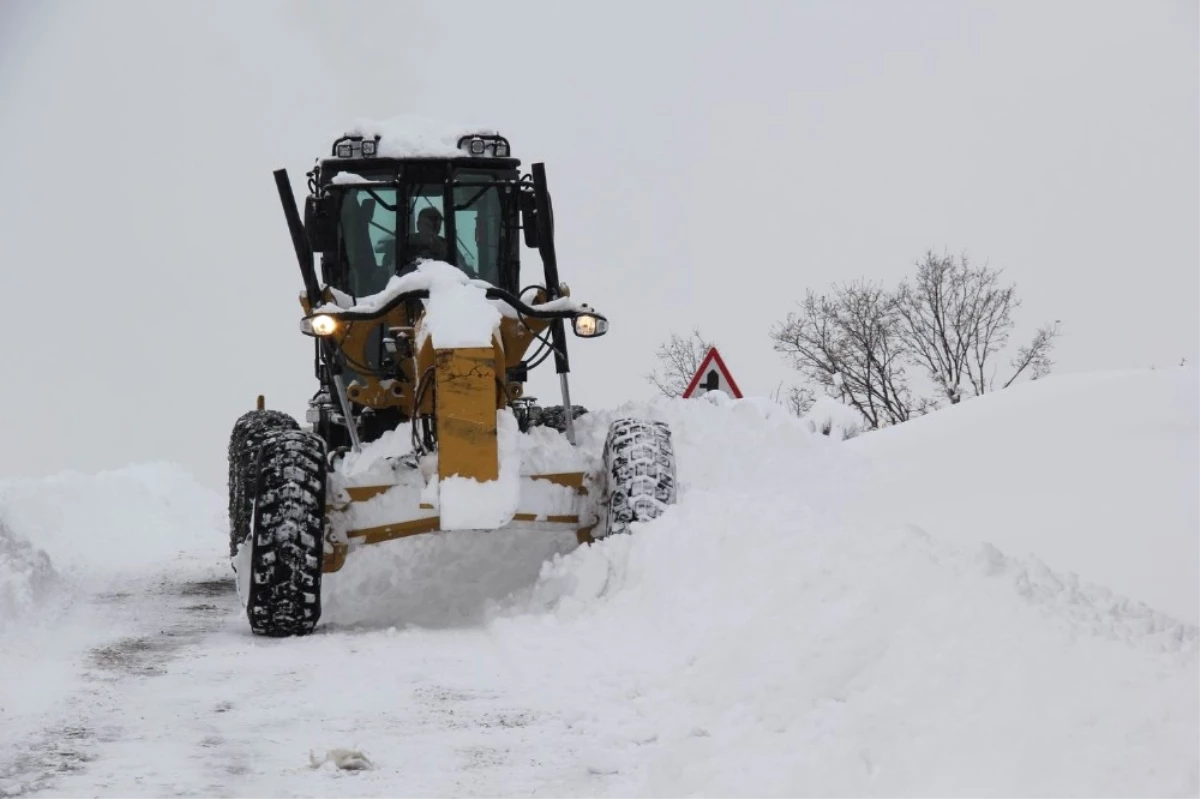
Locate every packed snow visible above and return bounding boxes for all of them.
[0,368,1195,796]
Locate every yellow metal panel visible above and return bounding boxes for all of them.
[344,485,393,503]
[322,542,349,573]
[348,516,442,545]
[435,348,498,483]
[301,289,414,411]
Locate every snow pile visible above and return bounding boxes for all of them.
[321,395,842,628]
[321,412,597,627]
[802,394,867,440]
[0,519,57,629]
[0,462,225,582]
[480,379,1198,795]
[340,114,500,160]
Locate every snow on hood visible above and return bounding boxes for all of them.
[314,261,589,349]
[339,114,500,160]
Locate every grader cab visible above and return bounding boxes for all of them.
[227,122,677,637]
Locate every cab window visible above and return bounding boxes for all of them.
[339,188,399,297]
[452,179,502,286]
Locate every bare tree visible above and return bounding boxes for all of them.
[646,329,713,397]
[1005,320,1061,386]
[769,282,917,429]
[895,252,1061,401]
[770,383,816,416]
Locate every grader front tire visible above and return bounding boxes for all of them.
[245,429,327,637]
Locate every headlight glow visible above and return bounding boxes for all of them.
[309,314,339,336]
[572,312,608,338]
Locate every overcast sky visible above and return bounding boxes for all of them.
[0,0,1195,490]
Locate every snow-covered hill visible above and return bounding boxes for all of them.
[0,368,1195,796]
[844,366,1199,623]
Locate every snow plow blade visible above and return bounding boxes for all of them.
[323,471,594,573]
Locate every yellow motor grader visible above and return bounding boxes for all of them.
[228,126,676,636]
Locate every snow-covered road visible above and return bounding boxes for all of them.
[2,368,1197,797]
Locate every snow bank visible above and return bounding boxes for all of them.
[0,461,225,582]
[846,366,1199,623]
[479,383,1198,796]
[340,114,499,160]
[0,519,57,629]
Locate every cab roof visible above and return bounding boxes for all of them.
[323,114,513,162]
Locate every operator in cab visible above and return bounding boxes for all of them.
[407,207,449,261]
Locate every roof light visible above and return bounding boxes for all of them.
[330,135,381,159]
[455,133,512,158]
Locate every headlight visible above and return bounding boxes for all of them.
[301,314,339,336]
[361,139,377,156]
[572,312,608,338]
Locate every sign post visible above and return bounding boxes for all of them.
[681,347,743,399]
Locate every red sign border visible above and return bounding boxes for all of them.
[681,346,743,399]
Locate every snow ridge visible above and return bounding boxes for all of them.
[975,541,1198,655]
[0,519,57,629]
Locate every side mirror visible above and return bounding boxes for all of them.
[304,195,338,253]
[520,189,553,249]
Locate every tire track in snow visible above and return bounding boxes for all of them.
[0,576,238,797]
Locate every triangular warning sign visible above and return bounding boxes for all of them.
[681,346,743,399]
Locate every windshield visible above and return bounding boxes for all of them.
[336,175,506,296]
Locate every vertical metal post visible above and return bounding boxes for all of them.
[559,374,576,445]
[330,367,361,452]
[274,167,361,452]
[531,163,576,445]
